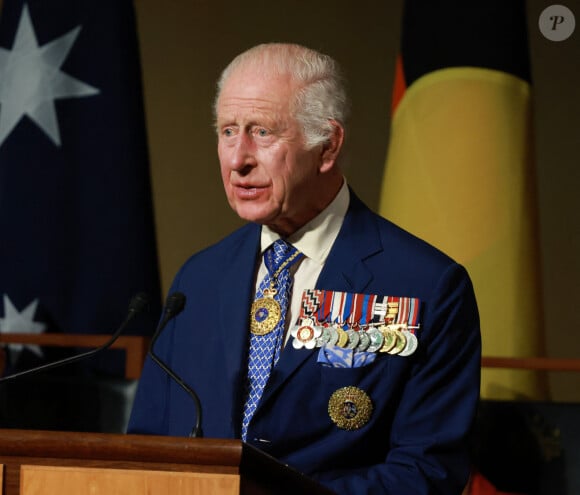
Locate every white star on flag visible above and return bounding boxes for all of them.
[0,294,46,363]
[0,4,100,147]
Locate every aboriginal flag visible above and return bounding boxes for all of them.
[380,0,548,400]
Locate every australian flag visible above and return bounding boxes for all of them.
[0,0,162,377]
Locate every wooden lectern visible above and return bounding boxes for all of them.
[0,429,335,495]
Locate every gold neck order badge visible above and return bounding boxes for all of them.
[250,249,302,336]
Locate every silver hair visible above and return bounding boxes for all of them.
[214,43,349,149]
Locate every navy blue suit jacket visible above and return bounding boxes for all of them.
[129,191,481,495]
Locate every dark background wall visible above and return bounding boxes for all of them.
[133,0,578,400]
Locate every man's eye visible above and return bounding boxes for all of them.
[223,128,233,137]
[257,128,268,137]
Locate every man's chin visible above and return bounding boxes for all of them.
[234,206,276,225]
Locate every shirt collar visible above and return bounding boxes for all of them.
[260,180,349,265]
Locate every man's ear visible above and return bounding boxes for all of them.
[319,120,345,173]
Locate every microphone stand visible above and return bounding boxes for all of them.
[148,292,203,438]
[0,293,150,384]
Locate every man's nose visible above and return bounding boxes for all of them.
[230,133,256,172]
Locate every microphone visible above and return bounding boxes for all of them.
[0,292,150,384]
[147,292,203,438]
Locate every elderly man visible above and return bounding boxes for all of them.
[129,43,481,494]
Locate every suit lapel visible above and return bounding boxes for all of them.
[317,192,383,292]
[257,192,384,409]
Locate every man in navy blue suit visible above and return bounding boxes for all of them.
[129,43,481,494]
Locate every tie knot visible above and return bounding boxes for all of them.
[265,239,301,275]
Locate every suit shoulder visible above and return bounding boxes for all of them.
[376,214,456,267]
[172,223,259,282]
[349,191,457,268]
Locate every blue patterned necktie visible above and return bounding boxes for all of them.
[241,239,303,441]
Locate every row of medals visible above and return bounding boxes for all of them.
[293,316,419,357]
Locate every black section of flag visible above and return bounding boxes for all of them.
[401,0,531,85]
